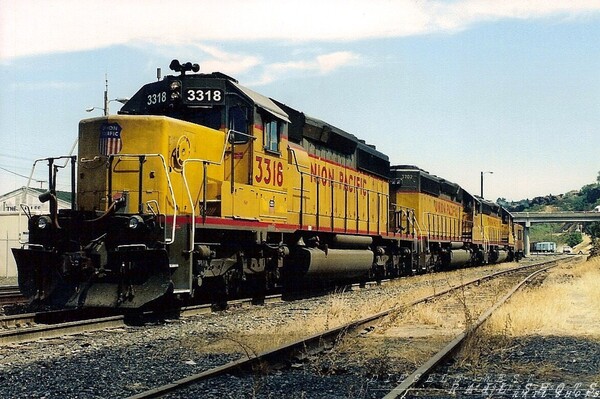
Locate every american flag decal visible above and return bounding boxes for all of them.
[99,122,123,155]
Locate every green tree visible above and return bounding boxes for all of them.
[585,222,600,239]
[530,223,560,243]
[580,184,600,208]
[563,231,583,247]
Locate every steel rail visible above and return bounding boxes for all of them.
[382,261,563,398]
[0,312,37,329]
[0,257,569,347]
[125,257,566,399]
[0,285,25,305]
[0,315,126,345]
[0,294,282,345]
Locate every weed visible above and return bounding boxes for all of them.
[486,256,600,337]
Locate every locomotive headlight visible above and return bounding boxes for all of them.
[128,215,145,229]
[37,216,51,230]
[170,80,181,100]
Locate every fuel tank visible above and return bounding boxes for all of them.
[442,249,472,268]
[331,235,373,249]
[494,249,509,263]
[285,247,374,280]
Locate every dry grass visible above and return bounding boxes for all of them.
[179,290,385,356]
[485,256,600,338]
[180,261,530,357]
[386,276,507,331]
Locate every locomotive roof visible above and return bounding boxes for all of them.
[390,165,462,195]
[119,65,381,148]
[119,69,389,178]
[391,166,506,215]
[273,100,388,160]
[119,71,290,123]
[476,196,502,215]
[390,168,509,217]
[274,99,389,178]
[230,81,290,123]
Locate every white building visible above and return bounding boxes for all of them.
[0,187,71,277]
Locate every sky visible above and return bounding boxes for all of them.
[1,0,599,202]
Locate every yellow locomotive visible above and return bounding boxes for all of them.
[13,60,522,309]
[391,165,518,270]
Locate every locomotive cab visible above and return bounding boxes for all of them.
[13,61,294,308]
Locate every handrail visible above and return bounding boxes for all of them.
[182,130,231,259]
[18,156,76,245]
[227,129,256,143]
[110,153,177,245]
[289,145,390,233]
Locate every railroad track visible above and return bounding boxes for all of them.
[380,260,567,398]
[0,276,386,346]
[0,296,279,345]
[0,260,527,346]
[0,257,563,344]
[0,306,127,344]
[123,257,570,398]
[0,285,26,306]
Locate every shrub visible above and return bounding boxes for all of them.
[563,231,583,247]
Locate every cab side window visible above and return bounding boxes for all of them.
[263,115,282,154]
[229,104,250,144]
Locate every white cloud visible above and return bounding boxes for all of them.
[193,44,262,76]
[252,51,361,85]
[316,52,361,74]
[1,0,599,60]
[133,42,262,76]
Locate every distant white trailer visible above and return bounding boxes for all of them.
[533,241,556,253]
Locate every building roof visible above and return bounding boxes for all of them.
[0,187,72,203]
[0,186,72,213]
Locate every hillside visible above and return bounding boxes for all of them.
[497,179,600,213]
[496,174,600,243]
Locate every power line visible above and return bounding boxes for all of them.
[0,152,38,162]
[0,165,45,183]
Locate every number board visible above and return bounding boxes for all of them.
[140,80,171,111]
[183,87,224,105]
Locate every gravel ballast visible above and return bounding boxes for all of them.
[0,258,575,398]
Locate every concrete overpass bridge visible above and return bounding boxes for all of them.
[512,211,600,256]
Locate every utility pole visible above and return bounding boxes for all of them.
[103,73,109,116]
[480,171,493,199]
[86,75,128,115]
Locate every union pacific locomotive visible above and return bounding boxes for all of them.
[13,60,523,309]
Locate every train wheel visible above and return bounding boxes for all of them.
[208,277,228,311]
[223,267,242,298]
[246,272,266,305]
[426,254,439,273]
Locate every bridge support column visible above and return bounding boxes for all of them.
[524,221,531,257]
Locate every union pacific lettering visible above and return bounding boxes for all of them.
[309,162,368,195]
[482,215,502,228]
[432,199,460,218]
